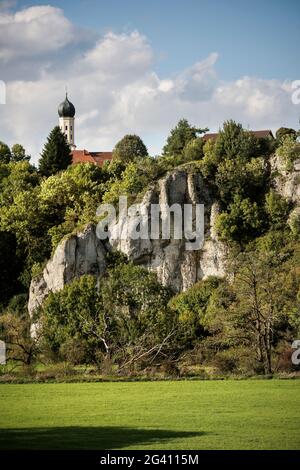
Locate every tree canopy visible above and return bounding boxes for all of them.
[163,119,208,157]
[0,141,12,164]
[11,144,30,162]
[276,127,297,142]
[113,134,148,163]
[40,264,176,367]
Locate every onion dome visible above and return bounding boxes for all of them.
[58,93,75,118]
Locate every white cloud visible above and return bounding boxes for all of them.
[82,31,153,77]
[0,5,74,61]
[0,5,299,162]
[174,52,218,101]
[213,77,298,127]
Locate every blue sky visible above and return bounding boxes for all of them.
[1,0,300,160]
[17,0,300,80]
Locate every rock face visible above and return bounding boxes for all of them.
[269,154,300,235]
[109,169,227,291]
[28,168,228,316]
[28,224,107,316]
[271,154,300,204]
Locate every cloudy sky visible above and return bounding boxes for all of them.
[0,0,300,163]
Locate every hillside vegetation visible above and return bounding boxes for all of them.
[0,120,300,378]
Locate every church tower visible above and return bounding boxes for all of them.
[58,93,76,148]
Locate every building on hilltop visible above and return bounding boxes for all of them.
[72,149,113,166]
[58,93,76,149]
[58,93,275,166]
[202,129,274,141]
[58,93,113,166]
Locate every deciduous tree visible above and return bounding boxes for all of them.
[113,135,148,163]
[0,141,11,164]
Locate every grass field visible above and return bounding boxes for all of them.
[0,380,299,450]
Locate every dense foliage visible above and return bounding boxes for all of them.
[39,126,72,176]
[112,134,148,163]
[163,118,207,157]
[39,264,178,369]
[1,119,300,377]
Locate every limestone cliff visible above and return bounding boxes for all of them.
[270,154,300,234]
[109,168,227,291]
[28,224,107,316]
[271,154,300,204]
[28,168,228,316]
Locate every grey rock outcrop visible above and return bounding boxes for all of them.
[28,224,107,316]
[271,154,300,204]
[198,202,227,281]
[268,153,300,237]
[109,168,227,291]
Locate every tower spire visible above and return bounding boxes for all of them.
[58,91,76,149]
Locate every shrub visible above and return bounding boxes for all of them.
[277,135,300,171]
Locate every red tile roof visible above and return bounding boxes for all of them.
[202,133,219,141]
[203,129,274,141]
[72,149,113,167]
[252,130,274,139]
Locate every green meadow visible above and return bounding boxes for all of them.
[0,380,299,450]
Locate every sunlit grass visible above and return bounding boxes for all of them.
[0,380,299,449]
